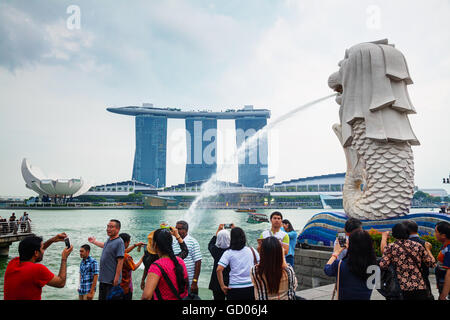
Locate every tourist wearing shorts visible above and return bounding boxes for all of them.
[78,244,99,300]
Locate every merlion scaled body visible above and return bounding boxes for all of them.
[328,39,419,220]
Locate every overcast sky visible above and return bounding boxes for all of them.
[0,0,449,196]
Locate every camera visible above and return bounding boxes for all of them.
[337,233,346,247]
[160,223,171,229]
[64,238,71,248]
[224,224,232,229]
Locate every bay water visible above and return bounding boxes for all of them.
[0,208,319,300]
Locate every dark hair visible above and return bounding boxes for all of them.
[257,237,284,294]
[344,218,362,233]
[153,229,187,294]
[346,230,377,280]
[402,220,418,234]
[110,219,121,230]
[270,212,283,220]
[392,223,409,240]
[81,244,91,252]
[282,219,294,232]
[230,227,247,251]
[436,221,450,238]
[176,220,189,232]
[19,236,43,261]
[119,233,131,244]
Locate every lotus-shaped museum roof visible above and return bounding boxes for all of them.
[21,158,90,197]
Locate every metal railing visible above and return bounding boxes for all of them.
[0,221,33,236]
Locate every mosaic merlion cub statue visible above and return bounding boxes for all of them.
[328,39,420,220]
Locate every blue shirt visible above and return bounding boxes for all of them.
[283,229,297,257]
[324,258,372,300]
[79,256,99,295]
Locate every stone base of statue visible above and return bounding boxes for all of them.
[297,211,450,247]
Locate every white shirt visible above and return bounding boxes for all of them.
[218,247,260,288]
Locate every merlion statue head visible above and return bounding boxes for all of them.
[328,39,419,148]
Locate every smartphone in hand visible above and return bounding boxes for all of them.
[337,233,347,247]
[64,238,71,248]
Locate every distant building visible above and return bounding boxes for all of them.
[21,158,90,199]
[270,173,346,193]
[419,188,448,198]
[83,180,157,197]
[107,103,270,188]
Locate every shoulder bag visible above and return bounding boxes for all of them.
[332,260,342,300]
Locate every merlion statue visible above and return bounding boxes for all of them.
[328,39,419,220]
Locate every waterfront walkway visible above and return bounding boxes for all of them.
[296,274,440,300]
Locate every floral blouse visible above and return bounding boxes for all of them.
[379,239,436,291]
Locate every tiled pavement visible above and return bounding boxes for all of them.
[296,275,441,300]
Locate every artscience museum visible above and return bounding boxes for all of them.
[21,158,91,199]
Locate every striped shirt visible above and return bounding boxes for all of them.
[172,235,202,285]
[78,256,99,295]
[251,264,297,300]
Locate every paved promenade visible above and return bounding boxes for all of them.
[296,275,440,300]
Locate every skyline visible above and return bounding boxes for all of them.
[0,0,449,196]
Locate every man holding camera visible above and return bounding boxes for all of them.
[4,233,73,300]
[172,220,202,294]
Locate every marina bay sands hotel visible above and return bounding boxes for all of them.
[107,103,270,188]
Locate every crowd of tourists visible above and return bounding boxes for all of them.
[0,212,32,234]
[2,211,450,301]
[324,218,450,300]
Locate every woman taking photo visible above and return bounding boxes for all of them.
[141,228,189,300]
[140,226,188,291]
[217,227,259,300]
[208,224,231,300]
[379,223,436,300]
[324,229,377,300]
[251,236,298,300]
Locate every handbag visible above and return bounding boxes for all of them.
[153,263,201,300]
[106,285,124,300]
[331,260,342,300]
[377,263,403,299]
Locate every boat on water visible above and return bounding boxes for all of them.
[235,208,257,213]
[247,212,269,224]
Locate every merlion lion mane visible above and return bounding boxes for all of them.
[328,39,419,220]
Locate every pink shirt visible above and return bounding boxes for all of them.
[148,257,188,300]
